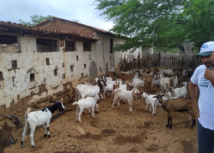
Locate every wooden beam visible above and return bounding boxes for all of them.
[24,34,59,40]
[0,31,23,37]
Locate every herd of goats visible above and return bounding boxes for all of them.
[0,67,196,151]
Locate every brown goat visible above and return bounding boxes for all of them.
[0,115,23,153]
[142,72,153,90]
[0,123,12,153]
[154,94,196,129]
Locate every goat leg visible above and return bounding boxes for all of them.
[166,116,169,128]
[169,117,172,129]
[191,118,196,129]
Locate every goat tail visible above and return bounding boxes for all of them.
[25,107,31,119]
[72,102,79,106]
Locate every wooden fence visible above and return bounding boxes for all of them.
[119,52,202,71]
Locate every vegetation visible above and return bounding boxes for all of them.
[19,15,54,26]
[95,0,214,52]
[19,15,79,27]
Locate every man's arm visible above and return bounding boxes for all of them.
[188,81,199,118]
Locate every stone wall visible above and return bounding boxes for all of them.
[0,33,127,121]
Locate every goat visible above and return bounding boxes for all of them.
[151,78,160,88]
[103,82,116,99]
[73,93,103,122]
[21,101,65,148]
[142,72,153,90]
[153,94,195,129]
[142,92,158,115]
[0,115,23,153]
[111,88,139,112]
[158,69,174,76]
[132,78,144,88]
[167,84,187,98]
[76,79,105,99]
[173,76,178,88]
[159,74,173,93]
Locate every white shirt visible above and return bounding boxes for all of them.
[191,65,214,130]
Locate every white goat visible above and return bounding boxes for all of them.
[168,84,188,99]
[159,69,174,75]
[76,80,105,99]
[132,78,144,88]
[73,93,103,122]
[159,75,173,92]
[21,101,65,148]
[151,78,160,88]
[142,92,158,115]
[111,88,139,112]
[173,76,178,88]
[103,82,119,98]
[107,79,122,85]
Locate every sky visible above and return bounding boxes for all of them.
[0,0,114,31]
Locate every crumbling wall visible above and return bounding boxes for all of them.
[0,33,127,121]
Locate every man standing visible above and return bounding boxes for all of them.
[189,41,214,153]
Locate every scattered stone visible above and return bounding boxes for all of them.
[76,126,86,134]
[186,138,190,141]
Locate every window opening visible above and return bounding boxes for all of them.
[0,35,20,53]
[36,38,58,52]
[30,73,35,82]
[110,39,113,53]
[0,71,4,81]
[46,58,50,65]
[11,60,17,69]
[65,41,76,51]
[54,69,57,76]
[83,42,91,51]
[70,65,74,72]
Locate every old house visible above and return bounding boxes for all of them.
[0,18,127,119]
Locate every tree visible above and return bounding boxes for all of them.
[95,0,214,52]
[19,15,54,26]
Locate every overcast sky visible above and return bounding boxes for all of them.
[0,0,114,31]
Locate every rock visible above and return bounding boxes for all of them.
[77,126,86,134]
[66,123,70,127]
[186,138,190,141]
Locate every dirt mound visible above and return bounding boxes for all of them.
[77,132,102,140]
[181,140,196,153]
[114,132,144,145]
[146,144,159,152]
[102,129,116,137]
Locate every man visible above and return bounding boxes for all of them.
[189,41,214,153]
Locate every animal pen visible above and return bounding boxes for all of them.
[119,52,202,71]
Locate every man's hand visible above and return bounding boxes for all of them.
[192,100,200,118]
[204,68,214,86]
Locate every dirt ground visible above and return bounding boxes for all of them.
[4,85,197,153]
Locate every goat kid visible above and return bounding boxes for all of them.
[21,101,65,148]
[111,88,139,112]
[142,92,158,115]
[73,93,103,122]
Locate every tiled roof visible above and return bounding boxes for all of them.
[0,21,98,40]
[34,17,115,35]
